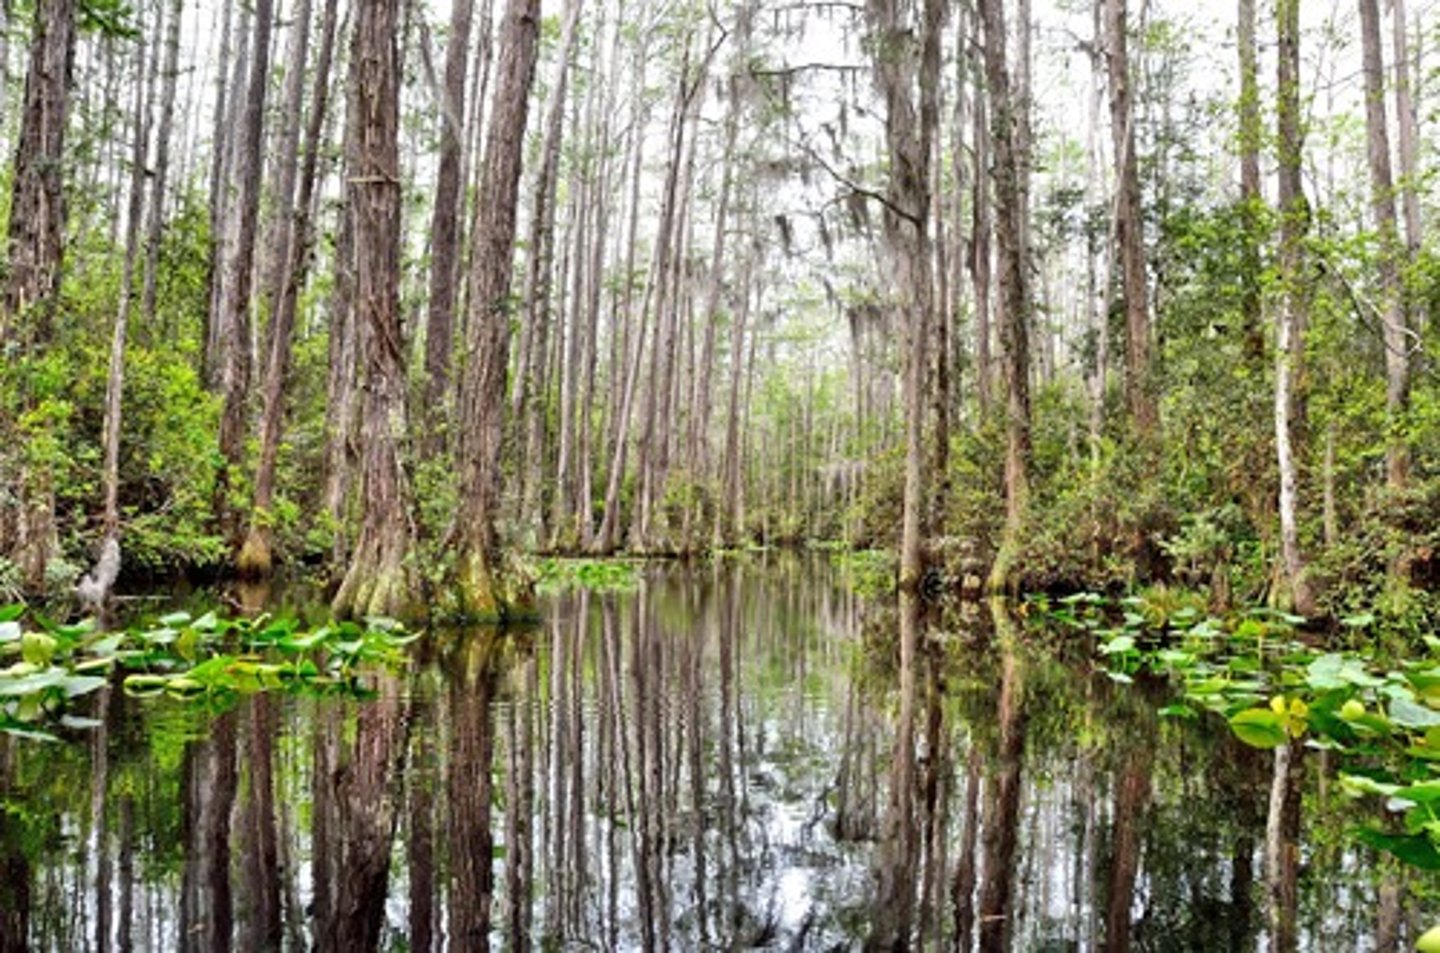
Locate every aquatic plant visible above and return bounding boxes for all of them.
[0,605,414,741]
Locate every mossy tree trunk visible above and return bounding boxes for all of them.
[981,0,1032,593]
[2,0,77,592]
[332,0,419,621]
[453,0,541,619]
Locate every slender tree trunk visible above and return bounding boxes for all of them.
[453,0,542,617]
[1106,0,1156,440]
[514,0,583,536]
[1274,0,1313,615]
[202,0,239,385]
[867,0,941,589]
[1359,0,1411,488]
[96,23,151,598]
[422,0,476,437]
[1389,0,1422,254]
[141,0,184,325]
[981,0,1031,592]
[214,0,275,543]
[1237,0,1264,361]
[239,0,340,576]
[332,0,419,620]
[970,32,993,421]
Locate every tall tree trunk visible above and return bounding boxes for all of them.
[332,0,419,620]
[422,0,476,437]
[239,0,340,576]
[1389,0,1422,254]
[1237,0,1264,361]
[1359,0,1411,488]
[453,0,542,617]
[514,0,583,537]
[140,0,184,326]
[1,0,78,592]
[869,0,942,591]
[981,0,1032,592]
[1274,0,1313,615]
[970,31,993,420]
[1106,0,1156,440]
[202,0,240,385]
[93,13,153,603]
[214,0,275,543]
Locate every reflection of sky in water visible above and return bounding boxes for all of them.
[5,558,1438,950]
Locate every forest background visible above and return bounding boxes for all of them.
[0,0,1436,627]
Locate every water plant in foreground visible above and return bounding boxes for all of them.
[1034,591,1440,874]
[0,605,415,741]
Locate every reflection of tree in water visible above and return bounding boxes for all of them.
[1,559,1434,948]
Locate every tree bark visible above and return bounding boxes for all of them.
[332,0,419,620]
[1359,0,1411,488]
[981,0,1032,592]
[140,0,184,326]
[422,0,476,438]
[98,21,151,577]
[238,0,340,576]
[1,0,78,591]
[514,0,584,537]
[214,0,276,543]
[1237,0,1264,361]
[1106,0,1156,440]
[1274,0,1313,615]
[453,0,542,617]
[1389,0,1422,254]
[868,0,942,592]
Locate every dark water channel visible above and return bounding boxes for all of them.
[1,557,1433,950]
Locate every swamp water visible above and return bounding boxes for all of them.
[1,556,1434,950]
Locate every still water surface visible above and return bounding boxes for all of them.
[1,556,1432,950]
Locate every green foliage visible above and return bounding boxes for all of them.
[535,558,641,593]
[1043,591,1440,871]
[830,548,895,596]
[0,605,414,741]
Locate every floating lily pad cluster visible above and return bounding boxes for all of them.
[534,558,642,593]
[1033,591,1440,871]
[0,605,416,742]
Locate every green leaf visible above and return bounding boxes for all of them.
[1100,635,1136,655]
[1339,773,1401,798]
[1229,709,1289,749]
[158,611,191,627]
[0,606,24,623]
[1340,612,1375,628]
[60,675,107,698]
[2,726,60,742]
[0,669,68,697]
[1389,696,1440,730]
[1353,827,1440,870]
